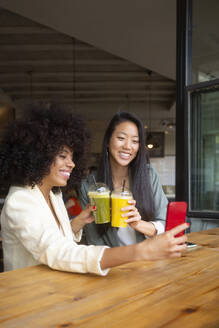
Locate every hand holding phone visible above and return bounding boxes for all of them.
[165,202,197,247]
[165,202,188,237]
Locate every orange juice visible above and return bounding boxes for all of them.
[111,190,132,228]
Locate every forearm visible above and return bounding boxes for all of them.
[100,244,139,270]
[131,220,157,237]
[70,205,94,234]
[70,216,83,234]
[142,221,157,237]
[100,222,189,270]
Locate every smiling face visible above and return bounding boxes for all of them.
[41,146,75,190]
[109,121,139,168]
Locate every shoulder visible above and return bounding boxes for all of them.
[1,186,43,226]
[5,186,36,203]
[3,185,44,213]
[148,164,159,180]
[147,165,164,193]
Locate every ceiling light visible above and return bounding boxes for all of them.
[147,143,154,149]
[146,133,155,149]
[167,122,175,129]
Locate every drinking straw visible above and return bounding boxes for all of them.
[122,179,126,192]
[92,174,98,190]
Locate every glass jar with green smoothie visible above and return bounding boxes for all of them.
[88,183,110,224]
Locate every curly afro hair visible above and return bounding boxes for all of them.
[0,103,90,193]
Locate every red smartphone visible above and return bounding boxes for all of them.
[165,201,188,237]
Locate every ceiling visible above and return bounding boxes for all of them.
[0,7,175,113]
[0,0,177,79]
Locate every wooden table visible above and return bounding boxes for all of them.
[0,228,219,328]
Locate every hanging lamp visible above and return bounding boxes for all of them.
[146,71,155,149]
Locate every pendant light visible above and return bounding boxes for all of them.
[146,71,155,149]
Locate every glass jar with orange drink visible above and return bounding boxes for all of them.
[111,188,133,227]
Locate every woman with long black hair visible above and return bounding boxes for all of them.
[79,111,168,246]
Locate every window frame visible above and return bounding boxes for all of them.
[176,0,219,219]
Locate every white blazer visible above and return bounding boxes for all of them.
[1,185,109,276]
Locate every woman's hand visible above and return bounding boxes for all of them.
[122,200,157,237]
[70,204,95,234]
[137,223,189,261]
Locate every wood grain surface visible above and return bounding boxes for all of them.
[0,228,219,328]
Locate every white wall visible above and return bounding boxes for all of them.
[151,156,175,186]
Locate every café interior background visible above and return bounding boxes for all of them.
[0,1,177,200]
[0,0,219,235]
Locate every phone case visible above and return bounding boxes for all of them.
[165,201,188,237]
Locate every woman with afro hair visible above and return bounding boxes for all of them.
[0,103,188,276]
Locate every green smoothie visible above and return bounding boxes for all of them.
[88,191,110,224]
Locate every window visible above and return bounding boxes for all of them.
[190,0,219,84]
[187,0,219,217]
[190,88,219,212]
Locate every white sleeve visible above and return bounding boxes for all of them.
[5,190,110,276]
[151,220,165,235]
[72,228,83,243]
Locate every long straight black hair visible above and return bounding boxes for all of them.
[97,111,155,221]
